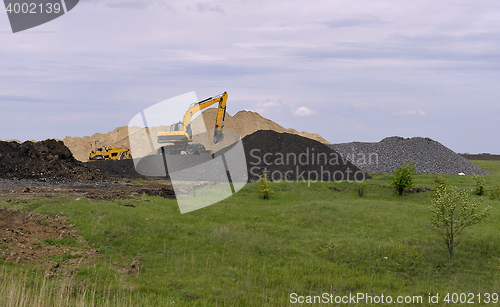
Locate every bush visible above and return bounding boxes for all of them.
[435,175,447,186]
[390,162,415,196]
[357,181,366,197]
[257,173,274,199]
[488,184,500,200]
[430,180,491,259]
[473,175,486,196]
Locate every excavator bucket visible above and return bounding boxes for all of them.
[212,129,224,145]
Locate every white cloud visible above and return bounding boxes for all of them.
[394,108,426,116]
[293,106,316,117]
[253,99,284,115]
[187,2,224,14]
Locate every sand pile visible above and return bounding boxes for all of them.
[197,109,329,144]
[0,139,106,180]
[63,109,329,162]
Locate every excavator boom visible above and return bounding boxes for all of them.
[156,92,228,155]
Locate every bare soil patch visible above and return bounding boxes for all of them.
[0,208,99,278]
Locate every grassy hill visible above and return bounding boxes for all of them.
[1,161,499,306]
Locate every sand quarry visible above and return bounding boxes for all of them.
[62,109,329,163]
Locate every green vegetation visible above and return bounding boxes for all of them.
[43,237,79,247]
[257,173,274,199]
[489,184,500,200]
[390,161,415,196]
[357,181,366,197]
[0,160,499,306]
[473,174,486,196]
[430,180,492,259]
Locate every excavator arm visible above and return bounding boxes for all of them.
[157,92,228,146]
[211,92,227,144]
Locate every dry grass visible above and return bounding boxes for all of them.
[0,267,161,307]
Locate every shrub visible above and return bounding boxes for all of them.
[257,173,274,199]
[430,180,491,259]
[357,181,366,197]
[488,184,500,200]
[435,175,447,186]
[390,162,415,196]
[473,174,486,196]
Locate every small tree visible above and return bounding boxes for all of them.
[430,181,491,259]
[257,173,274,199]
[390,162,415,196]
[473,175,486,196]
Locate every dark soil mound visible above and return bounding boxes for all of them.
[85,159,146,179]
[86,131,369,183]
[0,139,106,180]
[241,130,368,182]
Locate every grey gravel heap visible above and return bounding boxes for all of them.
[327,136,488,175]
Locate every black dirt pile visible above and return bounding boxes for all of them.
[0,139,106,180]
[328,136,489,175]
[85,159,146,179]
[85,130,369,183]
[242,130,369,182]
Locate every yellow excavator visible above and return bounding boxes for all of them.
[156,92,228,155]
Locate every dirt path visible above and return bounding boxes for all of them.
[0,179,175,201]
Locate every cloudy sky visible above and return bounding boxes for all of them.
[1,0,499,153]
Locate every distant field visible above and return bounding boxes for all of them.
[1,161,499,306]
[462,154,500,161]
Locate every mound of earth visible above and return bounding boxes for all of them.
[241,130,368,182]
[0,139,106,180]
[62,109,329,162]
[328,136,488,175]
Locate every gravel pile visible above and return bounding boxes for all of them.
[327,136,488,175]
[0,139,106,180]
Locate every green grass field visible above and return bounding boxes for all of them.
[1,161,500,306]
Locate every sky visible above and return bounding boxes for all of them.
[1,0,499,154]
